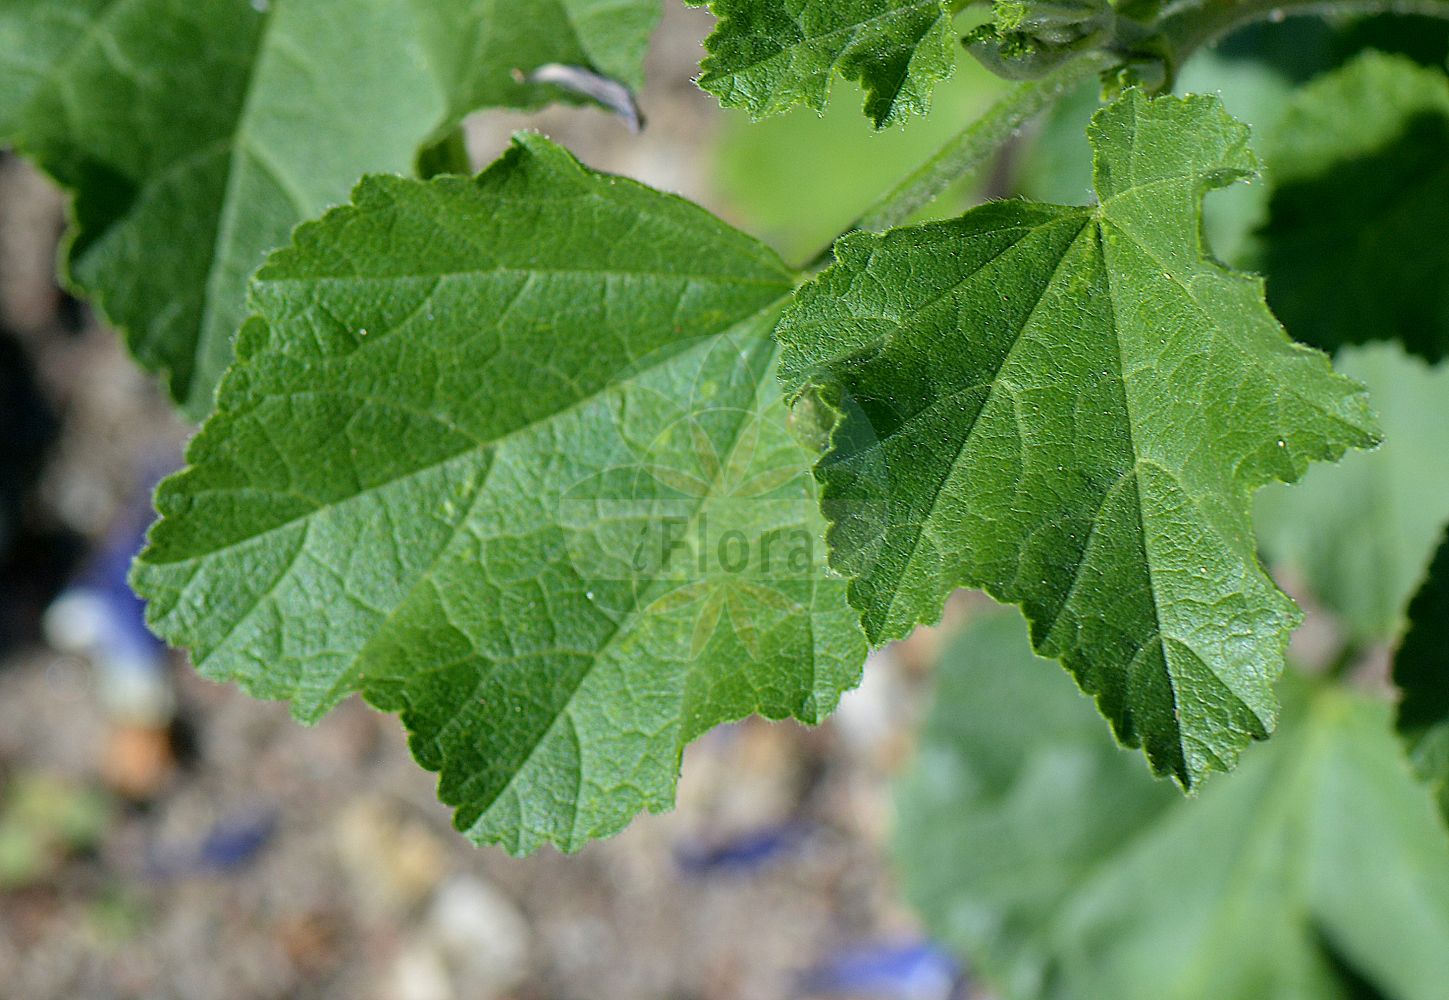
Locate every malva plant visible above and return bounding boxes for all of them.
[4,0,1449,989]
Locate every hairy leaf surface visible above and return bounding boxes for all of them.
[1395,531,1449,822]
[1257,344,1449,642]
[895,612,1449,1000]
[1258,52,1449,363]
[131,135,866,853]
[777,92,1379,786]
[686,0,956,127]
[1,0,660,418]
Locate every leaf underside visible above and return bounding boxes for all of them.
[131,134,866,854]
[1,0,661,418]
[776,91,1379,787]
[686,0,957,127]
[895,613,1449,1000]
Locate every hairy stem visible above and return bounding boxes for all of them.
[810,51,1112,266]
[815,0,1449,269]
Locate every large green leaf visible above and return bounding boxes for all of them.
[130,135,866,853]
[1257,52,1449,364]
[895,612,1449,1000]
[685,0,957,127]
[776,91,1378,788]
[1395,531,1449,822]
[1257,344,1449,643]
[2,0,660,418]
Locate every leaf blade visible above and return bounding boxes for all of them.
[4,0,662,417]
[686,0,956,127]
[1257,52,1449,364]
[1256,344,1449,642]
[132,135,866,853]
[776,91,1379,786]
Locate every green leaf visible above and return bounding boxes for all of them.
[130,134,866,854]
[1395,530,1449,822]
[895,611,1449,1000]
[685,0,957,127]
[0,0,109,138]
[2,0,661,418]
[1256,344,1449,643]
[1016,51,1299,263]
[776,91,1379,788]
[1257,52,1449,364]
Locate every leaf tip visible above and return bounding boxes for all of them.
[1089,89,1259,203]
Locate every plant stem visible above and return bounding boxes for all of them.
[811,0,1449,271]
[809,51,1112,267]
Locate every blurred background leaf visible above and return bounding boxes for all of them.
[894,610,1449,1000]
[1394,530,1449,822]
[1004,24,1449,649]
